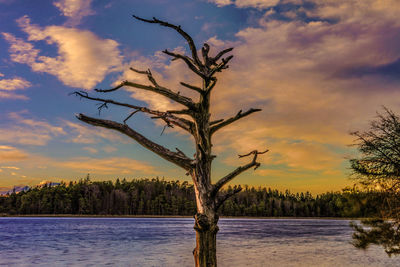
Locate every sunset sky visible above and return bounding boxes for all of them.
[1,0,400,194]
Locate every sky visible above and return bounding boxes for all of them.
[1,0,400,194]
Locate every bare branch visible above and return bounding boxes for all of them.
[77,113,194,170]
[212,149,268,195]
[129,67,148,74]
[175,147,189,158]
[210,108,262,135]
[95,80,196,109]
[180,82,203,94]
[130,67,160,87]
[94,81,125,93]
[71,91,194,133]
[238,149,269,158]
[201,43,210,66]
[209,55,234,77]
[215,185,242,211]
[167,109,193,115]
[132,15,203,69]
[210,119,224,126]
[163,49,204,78]
[124,110,140,124]
[211,47,234,65]
[96,102,108,115]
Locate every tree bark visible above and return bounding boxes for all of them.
[193,213,219,267]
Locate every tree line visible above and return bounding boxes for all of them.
[0,176,386,218]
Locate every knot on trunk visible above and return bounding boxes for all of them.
[194,213,219,233]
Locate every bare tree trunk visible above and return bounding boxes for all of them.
[194,213,219,267]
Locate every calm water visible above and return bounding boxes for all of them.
[0,218,398,266]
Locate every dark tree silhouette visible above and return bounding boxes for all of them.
[350,107,400,256]
[72,16,266,267]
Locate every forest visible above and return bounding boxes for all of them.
[0,177,386,218]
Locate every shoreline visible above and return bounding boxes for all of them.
[0,214,365,220]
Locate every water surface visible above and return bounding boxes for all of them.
[0,218,397,266]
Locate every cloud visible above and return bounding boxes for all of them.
[0,74,31,100]
[0,111,65,146]
[0,110,130,147]
[2,15,122,89]
[0,109,133,146]
[2,32,39,65]
[0,166,20,170]
[208,1,400,178]
[127,0,400,180]
[209,0,280,9]
[0,146,28,162]
[9,111,65,135]
[0,145,15,150]
[82,147,98,154]
[0,76,31,91]
[0,91,28,100]
[268,141,342,173]
[53,0,94,26]
[102,145,117,153]
[57,157,158,175]
[63,120,129,144]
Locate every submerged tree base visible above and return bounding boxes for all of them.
[193,213,219,267]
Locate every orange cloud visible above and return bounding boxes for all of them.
[57,157,158,175]
[0,146,28,162]
[121,0,400,185]
[0,166,20,170]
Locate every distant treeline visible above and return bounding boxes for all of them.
[0,177,385,217]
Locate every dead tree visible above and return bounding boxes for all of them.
[73,15,267,267]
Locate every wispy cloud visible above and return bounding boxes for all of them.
[9,111,65,135]
[0,74,31,100]
[0,76,30,91]
[208,0,280,9]
[63,120,129,144]
[2,15,122,89]
[82,147,98,154]
[102,145,117,153]
[0,166,20,170]
[0,111,65,146]
[53,0,94,26]
[0,110,131,146]
[0,91,28,100]
[57,157,158,175]
[0,145,28,162]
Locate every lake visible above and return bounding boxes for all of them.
[0,218,398,266]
